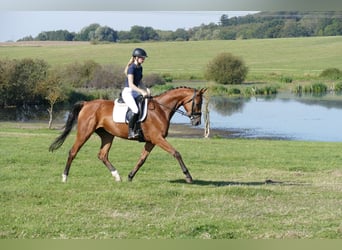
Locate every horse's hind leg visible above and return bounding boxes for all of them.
[62,121,95,182]
[128,142,155,181]
[63,134,91,182]
[96,128,121,182]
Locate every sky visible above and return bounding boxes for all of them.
[0,11,258,42]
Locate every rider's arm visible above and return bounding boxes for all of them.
[127,74,147,97]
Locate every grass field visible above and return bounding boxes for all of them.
[1,37,342,81]
[1,37,342,239]
[1,122,342,239]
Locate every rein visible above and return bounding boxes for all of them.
[148,89,201,120]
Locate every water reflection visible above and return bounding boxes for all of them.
[170,92,342,142]
[0,104,68,123]
[205,93,342,142]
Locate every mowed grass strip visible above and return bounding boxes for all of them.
[1,37,342,80]
[1,124,342,239]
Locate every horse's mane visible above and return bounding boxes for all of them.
[152,86,194,98]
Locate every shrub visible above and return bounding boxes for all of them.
[150,84,174,95]
[143,73,166,88]
[311,82,327,94]
[294,83,328,95]
[209,85,229,95]
[319,68,342,80]
[62,60,100,88]
[162,73,173,82]
[280,75,293,83]
[333,82,342,92]
[204,52,248,85]
[254,86,278,95]
[89,64,125,89]
[227,88,241,95]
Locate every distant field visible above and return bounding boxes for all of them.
[1,37,342,81]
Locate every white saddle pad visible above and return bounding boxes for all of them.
[112,99,148,123]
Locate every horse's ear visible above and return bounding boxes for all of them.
[200,88,207,94]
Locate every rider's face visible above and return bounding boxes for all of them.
[136,57,145,64]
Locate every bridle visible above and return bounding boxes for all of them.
[149,89,202,121]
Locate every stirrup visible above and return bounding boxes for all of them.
[128,129,139,139]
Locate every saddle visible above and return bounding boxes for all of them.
[112,94,148,124]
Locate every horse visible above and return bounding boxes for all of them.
[49,86,207,184]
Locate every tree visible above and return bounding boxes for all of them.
[75,23,101,41]
[35,30,75,41]
[36,71,67,128]
[205,53,248,85]
[129,25,159,41]
[220,14,230,26]
[0,59,15,107]
[94,26,118,42]
[8,58,48,106]
[172,28,189,41]
[130,25,145,41]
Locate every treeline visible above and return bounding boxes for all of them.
[17,11,342,42]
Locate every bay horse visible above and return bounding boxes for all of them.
[49,86,207,184]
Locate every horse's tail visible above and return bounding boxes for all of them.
[49,101,85,152]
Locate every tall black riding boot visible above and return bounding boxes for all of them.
[128,113,139,139]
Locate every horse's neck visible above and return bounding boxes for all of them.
[157,89,188,110]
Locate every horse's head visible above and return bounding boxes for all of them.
[183,88,207,126]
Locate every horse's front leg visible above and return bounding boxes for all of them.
[156,138,193,183]
[128,142,155,181]
[173,150,193,183]
[96,128,121,182]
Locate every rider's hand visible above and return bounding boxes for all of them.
[141,89,151,98]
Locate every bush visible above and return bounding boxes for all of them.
[294,83,327,95]
[254,86,278,95]
[227,88,241,95]
[162,73,173,82]
[89,64,125,89]
[333,82,342,92]
[204,52,248,85]
[143,73,165,88]
[208,85,229,95]
[62,60,100,88]
[0,58,49,107]
[280,75,293,83]
[311,82,327,94]
[320,68,342,80]
[150,84,174,95]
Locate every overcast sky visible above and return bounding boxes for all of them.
[0,11,258,42]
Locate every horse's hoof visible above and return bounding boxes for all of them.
[185,177,193,184]
[111,170,122,182]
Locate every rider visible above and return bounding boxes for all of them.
[122,48,149,139]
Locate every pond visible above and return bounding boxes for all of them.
[171,92,342,142]
[2,92,342,142]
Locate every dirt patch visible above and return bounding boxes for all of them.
[168,124,234,139]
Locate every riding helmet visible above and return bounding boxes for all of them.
[132,48,148,58]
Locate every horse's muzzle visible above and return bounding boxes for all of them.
[191,116,201,126]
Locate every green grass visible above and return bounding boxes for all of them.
[1,122,342,239]
[1,37,342,81]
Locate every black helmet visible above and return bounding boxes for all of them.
[132,48,148,58]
